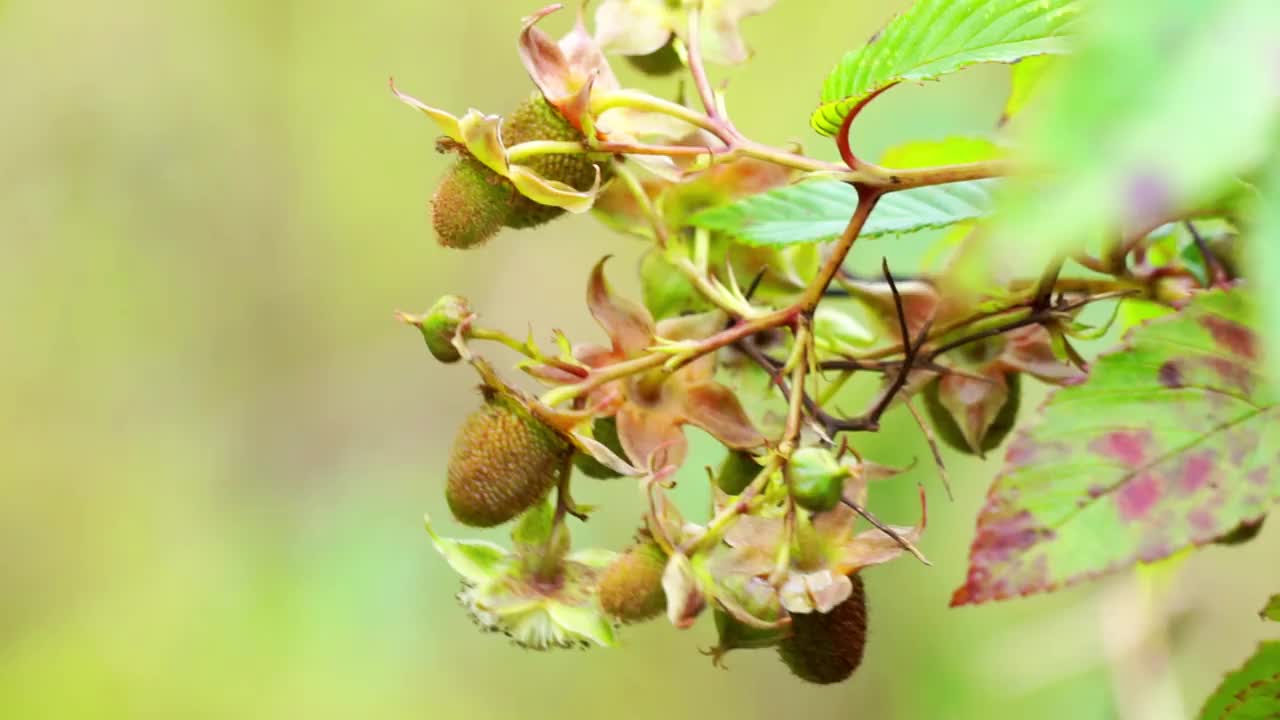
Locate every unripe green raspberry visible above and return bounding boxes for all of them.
[446,390,571,527]
[777,574,868,684]
[597,539,667,623]
[786,447,850,513]
[411,294,470,364]
[716,450,761,495]
[431,155,515,249]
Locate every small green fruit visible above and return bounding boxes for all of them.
[413,294,471,364]
[777,574,868,685]
[572,417,626,480]
[786,447,850,513]
[597,540,667,623]
[922,372,1022,457]
[717,450,761,495]
[446,389,571,527]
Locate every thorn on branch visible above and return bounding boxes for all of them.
[1186,221,1229,287]
[903,397,953,502]
[1033,258,1064,312]
[840,496,929,566]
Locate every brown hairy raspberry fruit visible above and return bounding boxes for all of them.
[446,389,571,527]
[501,94,600,229]
[776,574,868,685]
[431,155,515,249]
[597,539,667,623]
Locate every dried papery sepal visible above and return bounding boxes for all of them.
[424,506,618,650]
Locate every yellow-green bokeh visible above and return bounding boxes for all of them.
[1,2,1276,718]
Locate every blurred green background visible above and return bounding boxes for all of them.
[2,1,1277,718]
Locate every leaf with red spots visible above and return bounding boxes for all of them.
[953,289,1280,606]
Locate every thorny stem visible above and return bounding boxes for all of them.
[924,291,1136,362]
[798,188,882,311]
[863,159,1014,192]
[841,494,930,566]
[1185,221,1230,287]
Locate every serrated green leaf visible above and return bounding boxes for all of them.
[974,0,1280,283]
[811,0,1081,136]
[952,289,1280,606]
[1199,642,1280,720]
[689,179,998,247]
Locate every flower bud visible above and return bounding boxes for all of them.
[923,371,1022,457]
[786,447,850,513]
[409,294,471,364]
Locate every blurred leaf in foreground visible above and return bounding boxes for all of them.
[975,0,1280,282]
[953,289,1280,606]
[1197,641,1280,719]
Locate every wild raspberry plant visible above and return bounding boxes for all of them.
[395,0,1280,700]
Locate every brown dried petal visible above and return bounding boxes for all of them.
[617,403,688,472]
[587,257,656,357]
[681,382,764,450]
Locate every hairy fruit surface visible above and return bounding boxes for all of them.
[502,94,600,229]
[597,540,668,623]
[446,390,571,527]
[431,155,515,249]
[776,573,868,684]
